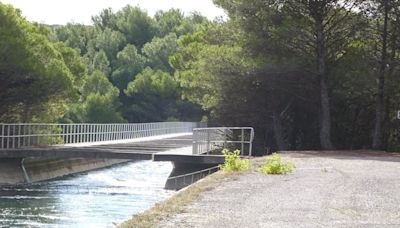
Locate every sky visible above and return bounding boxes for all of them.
[2,0,226,25]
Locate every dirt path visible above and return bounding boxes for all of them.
[157,151,400,228]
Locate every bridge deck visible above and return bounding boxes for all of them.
[0,134,193,160]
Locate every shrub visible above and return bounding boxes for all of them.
[259,153,294,174]
[220,149,249,172]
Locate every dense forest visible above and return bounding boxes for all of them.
[1,1,400,153]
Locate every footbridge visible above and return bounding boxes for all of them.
[0,122,254,187]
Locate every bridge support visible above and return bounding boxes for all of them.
[153,154,224,190]
[20,158,31,183]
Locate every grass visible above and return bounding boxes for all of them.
[118,171,240,228]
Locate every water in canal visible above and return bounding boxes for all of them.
[0,161,175,227]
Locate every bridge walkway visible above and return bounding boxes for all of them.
[0,133,194,160]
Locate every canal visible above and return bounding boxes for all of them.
[0,161,174,227]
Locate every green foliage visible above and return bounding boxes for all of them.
[111,44,146,90]
[124,68,178,122]
[154,9,184,37]
[113,5,156,48]
[35,126,65,146]
[169,0,400,152]
[154,9,207,37]
[65,70,124,123]
[51,5,207,124]
[259,153,295,175]
[142,33,178,73]
[125,67,177,97]
[0,3,86,122]
[89,50,111,76]
[83,70,119,97]
[54,23,94,54]
[91,8,117,31]
[80,92,125,123]
[220,149,250,172]
[93,28,126,63]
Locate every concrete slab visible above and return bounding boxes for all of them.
[0,134,193,160]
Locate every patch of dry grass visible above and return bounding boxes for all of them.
[118,170,240,228]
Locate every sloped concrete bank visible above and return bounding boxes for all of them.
[0,158,129,185]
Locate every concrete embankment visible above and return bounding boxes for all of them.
[0,158,129,185]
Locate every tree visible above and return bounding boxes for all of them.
[124,67,178,121]
[154,9,185,37]
[111,44,146,90]
[80,93,125,123]
[366,0,400,149]
[0,3,85,122]
[91,8,117,31]
[54,23,94,55]
[46,4,209,124]
[71,70,125,123]
[89,50,111,76]
[113,6,156,48]
[92,28,126,64]
[214,0,364,149]
[172,22,319,152]
[142,33,179,73]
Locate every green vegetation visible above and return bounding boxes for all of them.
[0,4,204,123]
[173,0,400,152]
[1,1,400,151]
[259,153,295,175]
[0,3,85,122]
[219,149,250,172]
[321,168,329,173]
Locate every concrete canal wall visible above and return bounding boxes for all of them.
[0,158,129,185]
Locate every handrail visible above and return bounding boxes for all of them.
[0,122,206,150]
[167,166,220,190]
[192,127,254,156]
[167,166,219,180]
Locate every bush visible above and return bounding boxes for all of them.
[259,153,294,174]
[220,149,249,172]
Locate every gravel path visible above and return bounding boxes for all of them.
[157,151,400,228]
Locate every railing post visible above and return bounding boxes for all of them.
[73,124,76,144]
[223,128,227,149]
[241,128,244,156]
[207,130,210,154]
[192,130,197,155]
[0,124,4,150]
[17,124,21,148]
[28,124,31,147]
[11,124,15,149]
[249,128,254,157]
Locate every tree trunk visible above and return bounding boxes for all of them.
[372,0,389,150]
[272,110,287,150]
[316,16,334,150]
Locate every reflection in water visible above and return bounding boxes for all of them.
[0,161,174,227]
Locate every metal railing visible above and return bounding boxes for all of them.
[167,166,220,190]
[0,122,206,149]
[192,127,254,156]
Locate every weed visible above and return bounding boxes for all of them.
[219,149,249,172]
[259,153,294,174]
